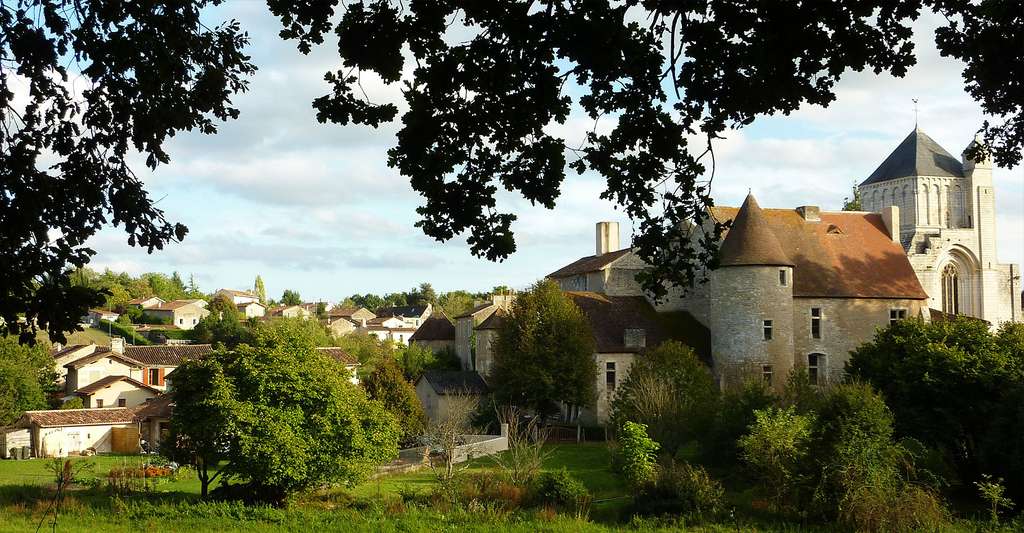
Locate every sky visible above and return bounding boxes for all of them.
[85,4,1024,303]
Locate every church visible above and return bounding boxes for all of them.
[546,128,1020,419]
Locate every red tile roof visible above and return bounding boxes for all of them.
[316,347,358,365]
[75,375,161,396]
[133,395,173,421]
[52,344,90,360]
[20,408,139,427]
[548,247,633,278]
[710,206,928,300]
[65,349,144,369]
[123,344,213,366]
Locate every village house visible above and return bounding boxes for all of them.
[10,408,143,457]
[358,316,417,344]
[236,300,266,318]
[140,299,210,330]
[267,304,313,319]
[414,370,490,424]
[408,311,457,353]
[454,295,515,370]
[57,339,213,400]
[128,296,164,309]
[73,376,162,409]
[316,347,361,385]
[81,309,119,327]
[328,306,376,323]
[375,304,433,328]
[214,288,261,305]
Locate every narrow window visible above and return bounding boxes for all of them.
[96,399,104,408]
[808,353,825,385]
[889,309,907,327]
[762,365,773,386]
[606,362,617,392]
[779,269,788,286]
[149,368,160,385]
[811,308,822,339]
[117,398,126,407]
[762,320,773,341]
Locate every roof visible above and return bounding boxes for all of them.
[65,348,144,369]
[410,313,456,341]
[548,247,633,278]
[861,128,965,186]
[217,288,259,298]
[143,299,206,312]
[328,306,374,318]
[718,194,794,267]
[709,206,928,299]
[375,305,429,318]
[928,308,990,325]
[20,408,138,428]
[454,302,498,319]
[52,344,90,360]
[565,292,710,358]
[418,371,489,395]
[128,296,163,305]
[133,395,174,421]
[475,310,504,331]
[88,309,118,315]
[316,347,358,365]
[75,375,161,396]
[123,344,213,366]
[236,301,264,309]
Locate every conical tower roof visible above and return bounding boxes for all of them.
[718,193,793,267]
[861,128,964,186]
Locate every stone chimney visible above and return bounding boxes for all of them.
[110,337,125,354]
[881,205,900,243]
[797,206,820,222]
[595,221,620,255]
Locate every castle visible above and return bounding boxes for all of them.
[547,128,1020,411]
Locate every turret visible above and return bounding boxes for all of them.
[709,193,795,389]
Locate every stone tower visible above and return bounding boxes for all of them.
[859,128,1019,324]
[709,193,795,387]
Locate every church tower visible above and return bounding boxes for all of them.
[859,128,1018,324]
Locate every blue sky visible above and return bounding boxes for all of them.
[86,5,1023,302]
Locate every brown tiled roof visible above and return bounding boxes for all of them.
[418,371,489,395]
[123,344,213,366]
[718,194,793,267]
[928,308,989,325]
[65,348,144,369]
[52,344,90,360]
[128,296,162,305]
[328,306,374,318]
[475,310,504,331]
[547,247,633,278]
[218,288,258,298]
[709,206,928,300]
[410,313,456,341]
[21,408,138,427]
[316,347,358,365]
[565,292,710,358]
[133,395,173,421]
[75,375,161,396]
[145,299,205,311]
[454,302,498,319]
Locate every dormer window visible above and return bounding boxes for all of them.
[826,224,843,235]
[624,328,646,349]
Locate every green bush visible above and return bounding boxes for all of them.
[617,421,659,489]
[738,406,815,511]
[702,378,775,465]
[99,320,152,345]
[636,460,724,520]
[533,469,589,509]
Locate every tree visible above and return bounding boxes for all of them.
[739,406,815,511]
[490,279,596,417]
[2,2,254,343]
[362,358,427,446]
[280,290,302,306]
[842,183,863,211]
[413,283,437,306]
[253,276,267,305]
[847,318,1024,503]
[437,290,477,319]
[0,337,54,425]
[191,296,251,347]
[267,0,1022,304]
[617,421,660,490]
[166,334,400,503]
[424,390,479,485]
[609,341,717,454]
[396,342,460,382]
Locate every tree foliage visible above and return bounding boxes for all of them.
[1,0,255,342]
[253,276,267,305]
[617,421,659,490]
[266,0,1022,304]
[279,290,302,306]
[490,279,596,417]
[0,337,54,425]
[362,358,427,446]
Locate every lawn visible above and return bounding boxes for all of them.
[34,327,112,347]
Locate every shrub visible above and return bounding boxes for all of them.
[738,406,815,511]
[60,397,84,410]
[533,469,589,510]
[636,459,724,520]
[458,472,527,510]
[618,421,659,489]
[702,378,775,465]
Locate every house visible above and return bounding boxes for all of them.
[324,316,357,337]
[236,300,266,318]
[63,346,146,397]
[52,344,102,386]
[454,295,514,370]
[58,339,212,396]
[358,316,417,344]
[128,296,164,309]
[73,375,161,409]
[316,347,361,385]
[214,289,261,306]
[11,408,141,457]
[267,304,312,319]
[414,370,489,424]
[140,299,210,330]
[123,343,213,389]
[471,311,504,377]
[375,304,432,328]
[81,309,119,327]
[409,311,457,353]
[328,306,376,323]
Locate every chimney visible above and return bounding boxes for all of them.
[881,205,900,243]
[797,206,820,222]
[110,337,125,354]
[595,221,620,255]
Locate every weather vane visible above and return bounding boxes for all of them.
[913,98,919,127]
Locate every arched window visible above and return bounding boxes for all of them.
[942,264,959,315]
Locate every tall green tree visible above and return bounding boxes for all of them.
[841,183,863,211]
[280,290,302,306]
[0,337,55,425]
[490,279,596,417]
[253,276,267,304]
[267,0,1022,304]
[362,358,427,446]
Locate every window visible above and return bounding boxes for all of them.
[811,308,822,339]
[808,353,825,385]
[117,398,126,407]
[192,318,197,325]
[941,264,959,315]
[96,399,104,408]
[149,368,160,386]
[779,269,788,286]
[762,320,773,341]
[889,309,907,326]
[762,365,773,386]
[178,318,184,325]
[605,362,617,392]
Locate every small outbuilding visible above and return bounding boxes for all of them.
[414,370,489,424]
[12,408,140,457]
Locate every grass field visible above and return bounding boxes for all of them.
[34,327,112,347]
[0,445,1018,532]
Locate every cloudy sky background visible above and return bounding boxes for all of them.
[86,4,1023,302]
